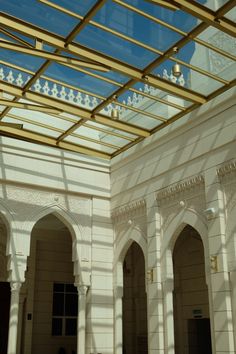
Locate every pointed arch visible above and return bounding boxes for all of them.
[23,203,89,282]
[114,224,147,265]
[162,208,208,256]
[161,208,209,285]
[0,200,16,255]
[25,203,83,244]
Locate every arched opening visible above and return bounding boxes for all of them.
[0,215,10,354]
[122,241,147,354]
[173,225,212,354]
[23,213,77,354]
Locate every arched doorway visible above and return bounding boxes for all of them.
[122,242,147,354]
[23,214,77,354]
[0,217,10,354]
[173,225,212,354]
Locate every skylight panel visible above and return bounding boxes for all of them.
[0,0,78,36]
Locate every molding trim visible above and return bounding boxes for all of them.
[111,199,146,223]
[156,175,204,204]
[217,160,236,179]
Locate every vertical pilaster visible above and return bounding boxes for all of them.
[77,285,88,354]
[162,278,175,354]
[114,283,123,354]
[146,194,164,354]
[7,282,22,354]
[205,168,235,354]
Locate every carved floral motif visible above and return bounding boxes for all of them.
[156,175,204,205]
[111,199,146,224]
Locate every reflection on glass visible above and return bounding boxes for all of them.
[43,63,118,98]
[76,24,157,69]
[64,135,116,154]
[152,59,224,95]
[195,0,228,11]
[93,0,182,51]
[121,0,199,32]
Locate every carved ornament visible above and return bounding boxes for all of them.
[156,175,204,205]
[111,199,146,224]
[217,160,236,180]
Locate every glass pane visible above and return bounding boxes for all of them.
[54,283,64,292]
[195,0,228,11]
[85,121,138,139]
[93,0,182,51]
[197,28,236,58]
[52,318,63,336]
[0,0,78,36]
[176,41,236,81]
[0,48,45,72]
[43,63,117,98]
[53,293,64,316]
[75,24,158,69]
[65,318,77,336]
[3,115,61,138]
[64,135,116,154]
[152,60,224,95]
[47,0,98,17]
[65,284,78,293]
[117,90,181,119]
[65,294,78,316]
[132,82,192,108]
[0,64,32,88]
[225,7,236,21]
[124,0,200,32]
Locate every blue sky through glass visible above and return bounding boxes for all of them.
[0,0,78,36]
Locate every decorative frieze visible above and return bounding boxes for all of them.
[111,199,146,224]
[156,175,204,205]
[209,31,236,74]
[217,160,236,180]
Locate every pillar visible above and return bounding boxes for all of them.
[205,168,235,353]
[162,278,175,354]
[146,194,165,354]
[77,284,88,354]
[114,284,123,354]
[230,270,236,349]
[7,281,22,354]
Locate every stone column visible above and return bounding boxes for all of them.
[77,285,88,354]
[205,169,235,354]
[7,282,22,354]
[230,270,236,350]
[114,284,123,354]
[146,194,165,354]
[163,278,175,354]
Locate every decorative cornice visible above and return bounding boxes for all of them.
[111,199,146,223]
[217,160,236,179]
[156,175,204,203]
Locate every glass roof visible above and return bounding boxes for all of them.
[0,0,235,160]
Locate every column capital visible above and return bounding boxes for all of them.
[76,284,89,296]
[10,281,22,292]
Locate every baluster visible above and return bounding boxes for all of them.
[75,91,82,105]
[42,81,50,95]
[68,89,75,102]
[59,86,67,100]
[0,67,5,80]
[15,73,24,87]
[6,70,15,84]
[33,79,42,92]
[51,83,58,98]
